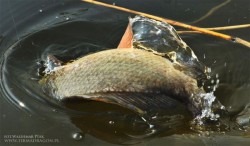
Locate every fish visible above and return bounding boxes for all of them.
[40,48,206,116]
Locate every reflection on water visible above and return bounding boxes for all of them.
[0,0,249,145]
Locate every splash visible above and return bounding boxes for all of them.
[194,92,220,125]
[129,15,208,82]
[193,73,225,125]
[43,55,63,74]
[129,16,224,124]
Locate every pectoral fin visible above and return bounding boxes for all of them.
[64,92,187,115]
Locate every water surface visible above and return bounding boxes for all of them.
[0,0,250,146]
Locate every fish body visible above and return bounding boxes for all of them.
[41,49,204,115]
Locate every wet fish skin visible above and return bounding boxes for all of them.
[41,49,204,115]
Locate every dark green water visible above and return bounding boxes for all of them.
[0,0,249,146]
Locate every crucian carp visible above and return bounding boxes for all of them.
[40,16,222,121]
[41,48,211,117]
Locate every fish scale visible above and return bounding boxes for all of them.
[41,48,204,115]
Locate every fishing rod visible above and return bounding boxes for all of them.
[82,0,250,48]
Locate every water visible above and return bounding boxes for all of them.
[0,0,250,146]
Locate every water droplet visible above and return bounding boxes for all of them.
[211,80,214,84]
[224,62,227,67]
[206,67,211,73]
[214,60,217,63]
[39,9,43,13]
[55,16,59,19]
[52,109,58,112]
[215,74,219,78]
[112,2,116,5]
[109,121,114,125]
[141,117,147,122]
[203,54,206,59]
[213,86,216,91]
[66,17,69,21]
[19,102,25,107]
[221,105,225,110]
[72,132,83,141]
